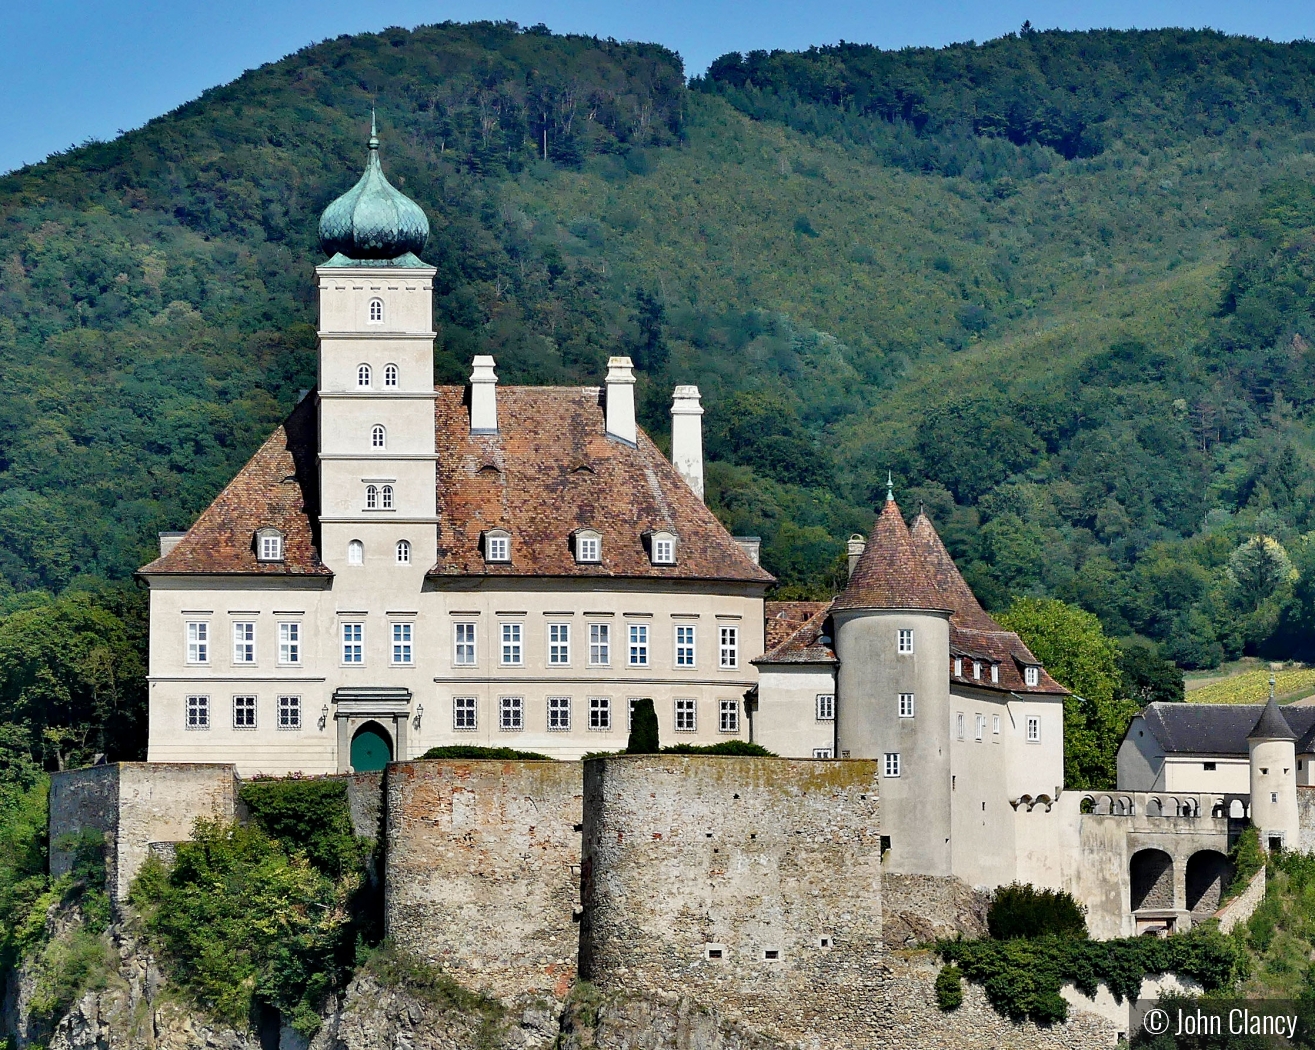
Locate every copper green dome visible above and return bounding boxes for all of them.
[319,116,429,261]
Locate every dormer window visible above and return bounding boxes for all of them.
[574,529,602,563]
[484,529,511,563]
[648,530,677,565]
[384,364,398,387]
[1024,666,1040,687]
[357,364,372,388]
[972,661,981,680]
[371,425,386,449]
[368,297,384,323]
[990,663,999,684]
[255,527,284,562]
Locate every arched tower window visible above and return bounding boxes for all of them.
[368,297,384,323]
[384,364,398,387]
[381,485,394,509]
[347,539,364,565]
[371,425,386,449]
[365,484,379,509]
[396,539,411,564]
[357,364,372,388]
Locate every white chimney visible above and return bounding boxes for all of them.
[605,356,637,446]
[734,536,761,565]
[847,534,867,578]
[470,355,498,434]
[158,531,186,557]
[670,384,705,500]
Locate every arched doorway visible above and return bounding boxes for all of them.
[1130,848,1174,912]
[350,721,393,772]
[1186,850,1232,916]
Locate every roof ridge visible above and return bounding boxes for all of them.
[833,498,948,613]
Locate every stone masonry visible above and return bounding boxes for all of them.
[384,759,583,999]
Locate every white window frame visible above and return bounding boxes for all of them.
[278,622,300,666]
[589,623,610,666]
[185,694,209,730]
[675,625,696,668]
[454,622,477,666]
[898,693,915,718]
[1024,666,1040,687]
[575,532,601,563]
[816,693,835,721]
[897,629,914,654]
[392,622,414,665]
[357,363,372,388]
[884,752,901,777]
[347,539,364,565]
[547,695,571,731]
[186,621,209,665]
[365,485,378,510]
[973,660,981,680]
[718,625,738,669]
[232,621,255,664]
[368,297,383,323]
[719,698,739,733]
[257,531,283,562]
[813,747,833,759]
[628,623,649,667]
[485,532,511,563]
[1027,716,1041,743]
[233,694,257,729]
[993,714,1001,735]
[380,484,394,510]
[277,695,301,730]
[453,696,477,731]
[975,713,986,741]
[383,363,398,387]
[395,539,410,564]
[674,697,696,732]
[500,622,523,666]
[651,532,677,565]
[500,695,524,732]
[342,622,364,664]
[588,695,611,730]
[548,623,571,665]
[956,712,965,741]
[990,663,999,684]
[954,656,963,677]
[372,424,386,449]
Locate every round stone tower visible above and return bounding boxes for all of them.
[1248,680,1299,852]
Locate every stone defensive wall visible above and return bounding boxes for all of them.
[579,754,884,1047]
[49,762,239,904]
[383,759,583,999]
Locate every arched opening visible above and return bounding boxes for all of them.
[1229,798,1246,819]
[1145,797,1162,817]
[350,721,393,772]
[1186,850,1232,916]
[1130,848,1174,912]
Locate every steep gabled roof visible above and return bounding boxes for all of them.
[754,601,836,665]
[139,396,328,577]
[832,497,948,613]
[1140,701,1315,755]
[427,387,773,583]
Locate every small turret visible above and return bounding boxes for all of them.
[1248,677,1299,851]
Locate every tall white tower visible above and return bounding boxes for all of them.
[1248,682,1299,851]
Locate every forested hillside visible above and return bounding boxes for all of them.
[4,22,1315,671]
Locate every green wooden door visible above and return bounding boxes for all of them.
[350,724,392,772]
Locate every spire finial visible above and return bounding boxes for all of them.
[886,471,894,502]
[1270,673,1277,702]
[369,107,379,151]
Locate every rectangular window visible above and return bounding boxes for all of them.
[992,714,1001,735]
[278,622,300,665]
[719,626,739,669]
[653,537,675,563]
[813,747,833,759]
[185,694,209,729]
[453,696,477,730]
[577,535,599,562]
[1027,716,1041,743]
[898,693,915,718]
[719,699,739,733]
[232,622,255,664]
[1024,666,1040,687]
[233,695,257,729]
[500,695,523,731]
[973,661,981,680]
[547,695,571,731]
[548,623,571,665]
[1272,791,1280,804]
[392,623,413,665]
[454,622,477,666]
[990,664,999,684]
[1203,761,1217,771]
[501,623,523,666]
[975,714,986,741]
[816,693,835,721]
[956,713,965,741]
[675,625,696,667]
[897,629,913,654]
[675,698,696,732]
[884,752,901,777]
[589,623,610,666]
[954,656,963,677]
[277,695,301,730]
[342,623,363,664]
[186,621,209,664]
[486,535,510,562]
[589,696,611,730]
[628,624,649,666]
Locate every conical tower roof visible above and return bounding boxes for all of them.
[319,114,429,261]
[909,511,1000,632]
[1249,689,1296,742]
[833,495,948,613]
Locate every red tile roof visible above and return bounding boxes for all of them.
[139,397,329,577]
[832,497,948,613]
[765,601,831,649]
[755,600,836,665]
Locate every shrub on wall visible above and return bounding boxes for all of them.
[1222,825,1265,905]
[626,699,660,753]
[239,778,369,880]
[660,741,776,756]
[420,745,552,761]
[987,882,1088,940]
[935,964,963,1011]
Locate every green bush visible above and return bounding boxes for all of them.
[987,882,1088,940]
[420,745,552,761]
[935,964,963,1011]
[239,778,370,880]
[659,741,776,756]
[1223,825,1265,904]
[626,699,660,754]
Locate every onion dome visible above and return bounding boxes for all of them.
[319,114,429,261]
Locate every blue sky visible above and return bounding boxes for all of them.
[1,0,1313,175]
